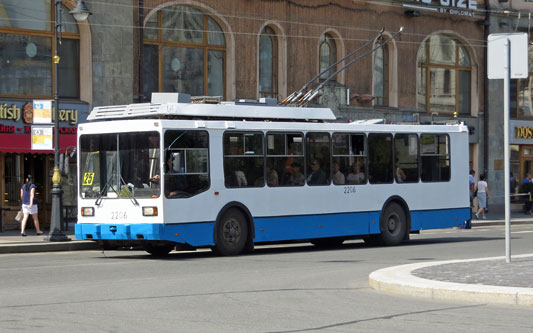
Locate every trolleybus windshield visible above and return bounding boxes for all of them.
[79,132,161,200]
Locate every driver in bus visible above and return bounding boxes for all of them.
[151,155,188,197]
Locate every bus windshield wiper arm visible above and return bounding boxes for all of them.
[95,178,119,206]
[120,176,139,207]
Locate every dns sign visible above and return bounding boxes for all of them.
[515,126,533,139]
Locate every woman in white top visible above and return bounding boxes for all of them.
[475,174,489,219]
[346,162,365,184]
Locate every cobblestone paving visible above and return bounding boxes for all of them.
[412,258,533,288]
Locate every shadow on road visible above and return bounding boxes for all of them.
[95,234,503,260]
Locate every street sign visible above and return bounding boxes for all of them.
[487,32,529,263]
[31,125,53,150]
[487,33,528,80]
[33,100,53,124]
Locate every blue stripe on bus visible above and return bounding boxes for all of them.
[76,207,470,246]
[253,211,381,242]
[411,207,470,230]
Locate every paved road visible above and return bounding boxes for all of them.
[1,224,533,332]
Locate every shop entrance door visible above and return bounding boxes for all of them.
[520,146,533,183]
[22,154,47,193]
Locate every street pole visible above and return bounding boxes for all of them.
[46,0,69,242]
[504,39,511,263]
[488,33,528,263]
[45,0,91,241]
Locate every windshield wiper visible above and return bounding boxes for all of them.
[95,177,119,206]
[119,176,139,207]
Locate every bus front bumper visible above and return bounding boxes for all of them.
[75,222,215,247]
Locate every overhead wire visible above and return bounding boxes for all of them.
[0,16,488,49]
[0,0,499,46]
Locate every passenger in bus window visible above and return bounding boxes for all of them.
[288,162,305,186]
[162,155,189,197]
[232,159,248,187]
[151,155,174,185]
[235,171,248,187]
[332,162,345,185]
[266,163,279,186]
[396,159,407,183]
[346,162,365,184]
[307,159,328,185]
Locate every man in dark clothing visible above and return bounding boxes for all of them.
[307,159,328,185]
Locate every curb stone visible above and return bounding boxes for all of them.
[369,254,533,307]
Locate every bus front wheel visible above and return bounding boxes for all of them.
[380,202,407,246]
[214,208,248,256]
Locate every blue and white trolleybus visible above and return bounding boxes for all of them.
[75,94,470,256]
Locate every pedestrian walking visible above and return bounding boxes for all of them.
[475,174,489,220]
[20,175,43,236]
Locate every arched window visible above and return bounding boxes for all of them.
[259,26,278,99]
[0,0,80,98]
[319,33,336,80]
[373,37,389,106]
[143,5,226,100]
[417,35,471,115]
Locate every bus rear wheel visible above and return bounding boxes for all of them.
[380,202,407,246]
[214,208,248,256]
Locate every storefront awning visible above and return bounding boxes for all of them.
[0,134,76,154]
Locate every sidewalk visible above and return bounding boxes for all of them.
[369,254,533,307]
[0,228,98,254]
[368,208,533,307]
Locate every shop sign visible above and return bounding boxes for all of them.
[0,101,81,125]
[403,0,478,17]
[515,126,533,139]
[0,99,87,135]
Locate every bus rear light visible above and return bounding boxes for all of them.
[81,207,94,216]
[143,207,158,216]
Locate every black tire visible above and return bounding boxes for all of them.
[213,208,249,256]
[311,237,344,248]
[145,244,174,256]
[379,202,407,246]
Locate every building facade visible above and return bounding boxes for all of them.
[1,0,490,230]
[484,0,533,209]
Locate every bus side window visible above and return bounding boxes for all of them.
[224,132,264,188]
[266,132,304,187]
[394,133,419,183]
[368,133,393,184]
[163,130,209,198]
[332,133,366,185]
[420,134,450,182]
[306,132,331,186]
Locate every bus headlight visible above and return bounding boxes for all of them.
[143,207,158,216]
[81,207,94,216]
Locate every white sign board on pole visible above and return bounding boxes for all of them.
[487,32,529,263]
[487,33,528,79]
[31,125,53,150]
[33,100,53,124]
